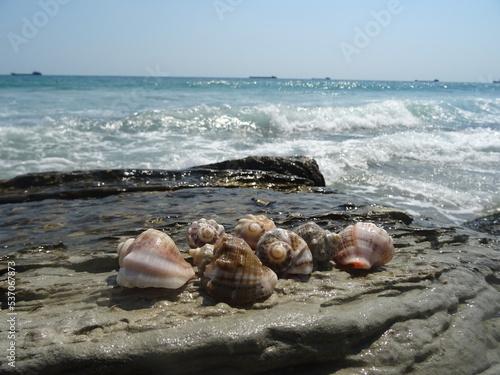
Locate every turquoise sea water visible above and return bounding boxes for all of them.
[0,75,499,224]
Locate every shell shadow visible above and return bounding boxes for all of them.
[196,283,276,310]
[335,265,387,278]
[199,294,274,310]
[103,274,188,311]
[314,261,335,272]
[286,274,311,282]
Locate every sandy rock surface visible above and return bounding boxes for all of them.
[0,157,499,375]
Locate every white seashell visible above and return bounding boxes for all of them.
[186,218,225,249]
[189,243,214,276]
[255,228,313,279]
[233,214,276,249]
[294,222,341,266]
[201,234,278,306]
[334,222,394,269]
[117,229,195,288]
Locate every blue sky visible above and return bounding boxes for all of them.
[1,0,499,82]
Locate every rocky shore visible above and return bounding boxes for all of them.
[0,156,499,375]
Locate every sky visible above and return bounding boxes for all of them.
[0,0,499,82]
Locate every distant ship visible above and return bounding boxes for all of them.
[493,80,500,84]
[11,71,42,76]
[415,79,439,82]
[249,76,277,79]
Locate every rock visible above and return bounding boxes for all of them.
[1,184,499,375]
[0,156,325,204]
[464,212,500,236]
[196,155,326,187]
[360,205,414,225]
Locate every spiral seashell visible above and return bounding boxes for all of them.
[201,234,278,306]
[294,222,341,266]
[233,214,276,249]
[186,218,225,249]
[255,228,313,279]
[189,243,214,276]
[334,222,394,269]
[116,229,195,289]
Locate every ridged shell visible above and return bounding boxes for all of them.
[201,234,278,306]
[116,229,195,288]
[189,243,214,276]
[186,218,225,249]
[334,222,394,269]
[255,228,313,279]
[233,214,276,249]
[294,222,341,266]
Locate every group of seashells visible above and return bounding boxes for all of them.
[116,214,395,306]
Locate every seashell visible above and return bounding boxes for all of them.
[117,229,195,288]
[117,237,135,267]
[201,234,278,306]
[334,222,394,269]
[189,243,214,276]
[233,214,276,249]
[294,222,341,267]
[255,228,313,279]
[186,218,225,249]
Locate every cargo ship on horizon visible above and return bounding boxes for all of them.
[11,71,42,76]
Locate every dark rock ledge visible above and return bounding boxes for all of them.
[0,156,324,204]
[0,156,499,375]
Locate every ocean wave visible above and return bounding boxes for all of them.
[64,98,498,137]
[1,101,498,174]
[46,100,425,136]
[408,98,500,127]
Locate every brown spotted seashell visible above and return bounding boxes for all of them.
[186,218,225,249]
[117,229,195,288]
[201,234,278,306]
[255,228,313,279]
[233,214,276,249]
[294,222,341,267]
[334,222,394,269]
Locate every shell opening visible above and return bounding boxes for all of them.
[341,257,372,270]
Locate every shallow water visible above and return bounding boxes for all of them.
[0,186,368,255]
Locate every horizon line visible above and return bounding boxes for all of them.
[0,73,493,84]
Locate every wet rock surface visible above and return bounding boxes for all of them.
[197,155,326,187]
[0,156,323,204]
[0,157,499,375]
[464,212,500,236]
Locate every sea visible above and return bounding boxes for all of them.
[0,75,499,226]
